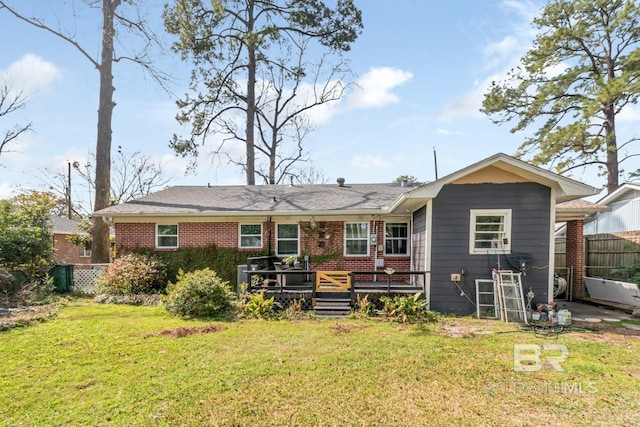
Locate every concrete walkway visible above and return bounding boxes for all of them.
[555,300,635,327]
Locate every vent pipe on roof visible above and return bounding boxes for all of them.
[337,177,345,187]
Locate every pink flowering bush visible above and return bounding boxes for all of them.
[96,254,167,295]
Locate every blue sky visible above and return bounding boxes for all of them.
[1,0,630,207]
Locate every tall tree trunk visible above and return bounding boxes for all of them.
[605,103,619,194]
[245,0,256,185]
[91,0,118,263]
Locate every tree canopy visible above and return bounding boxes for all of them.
[164,0,362,185]
[482,0,640,193]
[0,0,169,262]
[0,191,56,274]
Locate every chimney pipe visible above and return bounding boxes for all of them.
[336,177,345,187]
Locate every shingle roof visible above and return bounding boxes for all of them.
[50,216,83,234]
[93,183,412,217]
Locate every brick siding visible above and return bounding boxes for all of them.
[52,233,92,265]
[565,219,585,298]
[115,219,411,272]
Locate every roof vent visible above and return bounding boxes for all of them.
[337,177,345,187]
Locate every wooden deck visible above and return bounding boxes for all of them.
[247,269,427,296]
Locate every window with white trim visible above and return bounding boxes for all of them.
[385,222,409,255]
[276,223,299,256]
[345,222,369,256]
[469,209,511,254]
[79,247,92,258]
[157,224,178,248]
[239,224,262,248]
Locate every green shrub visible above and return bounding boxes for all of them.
[163,268,235,318]
[96,254,167,295]
[0,268,16,296]
[352,294,375,317]
[379,292,439,323]
[133,245,266,286]
[94,294,162,306]
[1,268,55,307]
[237,291,281,319]
[282,298,306,320]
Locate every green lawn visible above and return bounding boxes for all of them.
[1,300,639,426]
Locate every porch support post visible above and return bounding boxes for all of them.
[565,219,585,300]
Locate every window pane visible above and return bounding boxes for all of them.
[470,210,510,253]
[158,236,177,247]
[346,223,368,238]
[158,224,177,235]
[241,236,261,247]
[385,223,408,255]
[386,223,407,238]
[277,240,298,255]
[278,224,298,238]
[346,240,368,255]
[241,224,261,235]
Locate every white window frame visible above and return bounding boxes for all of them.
[156,224,179,248]
[238,223,263,249]
[384,222,409,256]
[469,209,511,254]
[344,222,370,256]
[79,246,92,258]
[276,223,299,256]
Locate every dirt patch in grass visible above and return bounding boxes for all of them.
[568,321,640,344]
[329,323,369,334]
[142,324,224,338]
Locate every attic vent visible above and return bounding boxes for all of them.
[337,177,345,187]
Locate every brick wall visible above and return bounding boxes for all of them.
[566,219,585,298]
[53,233,92,265]
[114,219,411,272]
[116,223,156,250]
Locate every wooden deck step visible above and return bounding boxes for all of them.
[314,297,352,318]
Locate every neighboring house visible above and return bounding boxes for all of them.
[584,182,640,236]
[51,216,92,266]
[94,153,596,315]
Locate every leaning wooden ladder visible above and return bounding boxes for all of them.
[496,271,528,324]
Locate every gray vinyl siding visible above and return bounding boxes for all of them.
[429,183,551,314]
[411,206,427,286]
[413,206,426,234]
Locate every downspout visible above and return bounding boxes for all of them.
[267,216,272,256]
[372,215,379,282]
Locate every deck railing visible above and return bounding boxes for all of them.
[246,269,429,301]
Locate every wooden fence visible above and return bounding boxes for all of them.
[555,231,640,281]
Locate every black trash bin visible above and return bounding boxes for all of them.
[50,264,74,293]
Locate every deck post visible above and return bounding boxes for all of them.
[349,271,355,304]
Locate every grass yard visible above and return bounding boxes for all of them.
[1,300,639,426]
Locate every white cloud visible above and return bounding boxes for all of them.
[0,181,17,199]
[2,54,63,97]
[347,67,413,110]
[618,104,640,123]
[435,128,464,136]
[438,1,541,121]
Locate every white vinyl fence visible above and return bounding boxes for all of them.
[72,264,108,295]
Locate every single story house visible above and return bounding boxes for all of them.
[584,182,640,236]
[51,216,92,266]
[94,153,596,314]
